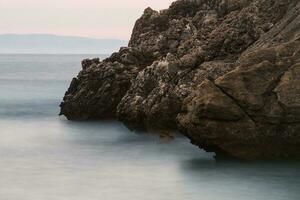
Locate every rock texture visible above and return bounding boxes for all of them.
[61,0,300,159]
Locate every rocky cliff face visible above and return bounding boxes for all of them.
[60,0,300,159]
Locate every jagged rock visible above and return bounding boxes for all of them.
[178,41,300,159]
[60,61,138,119]
[61,0,300,159]
[178,22,300,158]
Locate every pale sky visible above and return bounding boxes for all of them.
[0,0,174,40]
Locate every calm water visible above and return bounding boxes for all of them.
[0,54,300,200]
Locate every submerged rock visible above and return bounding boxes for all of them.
[61,0,300,159]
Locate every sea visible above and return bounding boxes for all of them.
[0,54,300,200]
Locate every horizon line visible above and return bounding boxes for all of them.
[0,33,129,41]
[0,52,111,55]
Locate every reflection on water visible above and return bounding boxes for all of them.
[0,54,300,200]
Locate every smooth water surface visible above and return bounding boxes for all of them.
[0,54,300,200]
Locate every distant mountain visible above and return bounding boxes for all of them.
[0,34,128,54]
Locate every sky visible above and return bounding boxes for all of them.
[0,0,174,40]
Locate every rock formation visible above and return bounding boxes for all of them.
[60,0,300,159]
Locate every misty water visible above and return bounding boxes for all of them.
[0,54,300,200]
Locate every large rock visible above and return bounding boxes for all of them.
[60,59,138,120]
[177,0,300,159]
[178,41,300,159]
[61,0,300,159]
